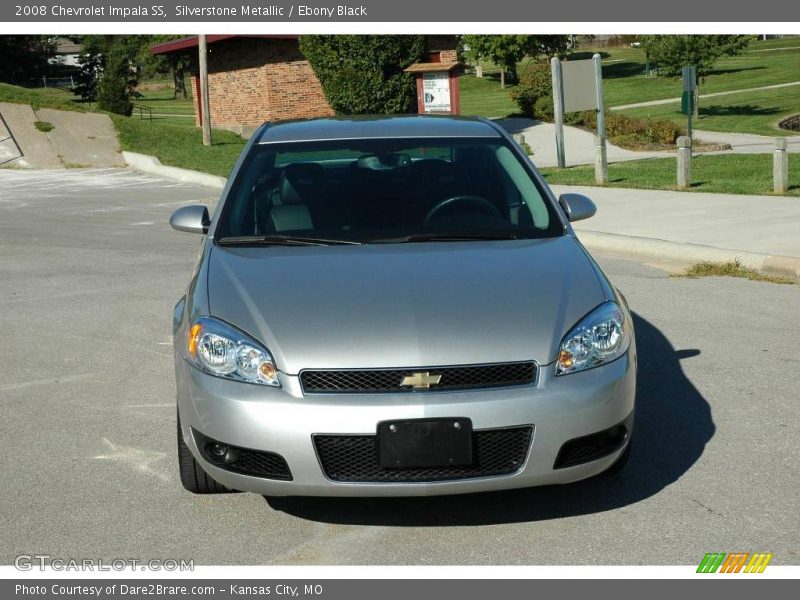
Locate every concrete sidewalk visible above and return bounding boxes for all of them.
[497,118,799,169]
[497,118,672,168]
[552,184,800,279]
[693,129,800,154]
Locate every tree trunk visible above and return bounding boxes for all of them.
[173,65,187,99]
[500,69,505,88]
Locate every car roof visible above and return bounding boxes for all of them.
[256,115,503,144]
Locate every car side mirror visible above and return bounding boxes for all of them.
[558,193,597,222]
[170,205,210,234]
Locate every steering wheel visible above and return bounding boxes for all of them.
[423,195,501,225]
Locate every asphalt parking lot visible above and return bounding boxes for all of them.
[1,168,798,565]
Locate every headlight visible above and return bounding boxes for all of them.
[556,302,631,375]
[186,316,280,387]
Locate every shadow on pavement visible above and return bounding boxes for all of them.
[266,313,714,525]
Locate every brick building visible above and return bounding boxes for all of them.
[150,35,459,136]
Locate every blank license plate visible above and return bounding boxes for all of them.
[378,418,473,469]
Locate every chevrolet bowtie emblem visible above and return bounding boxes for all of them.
[400,371,443,389]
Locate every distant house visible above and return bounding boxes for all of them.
[149,35,459,136]
[49,37,82,68]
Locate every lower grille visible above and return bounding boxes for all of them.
[553,416,632,469]
[224,448,292,480]
[194,429,292,480]
[314,426,533,482]
[301,361,537,394]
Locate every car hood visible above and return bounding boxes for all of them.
[207,236,606,374]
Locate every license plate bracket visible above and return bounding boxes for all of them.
[378,418,473,469]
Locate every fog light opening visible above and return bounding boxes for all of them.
[208,443,229,461]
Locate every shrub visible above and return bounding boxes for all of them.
[510,60,552,118]
[533,95,554,121]
[645,118,682,145]
[299,35,426,114]
[560,110,682,147]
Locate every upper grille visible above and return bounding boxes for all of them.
[300,362,537,394]
[314,426,533,482]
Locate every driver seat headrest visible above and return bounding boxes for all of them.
[279,163,326,205]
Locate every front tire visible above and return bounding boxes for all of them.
[177,410,236,494]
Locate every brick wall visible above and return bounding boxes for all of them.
[192,37,333,133]
[426,35,459,63]
[189,35,460,131]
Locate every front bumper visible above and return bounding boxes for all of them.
[175,350,636,497]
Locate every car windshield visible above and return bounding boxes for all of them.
[215,137,563,244]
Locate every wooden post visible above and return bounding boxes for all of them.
[677,136,692,189]
[198,34,212,147]
[550,57,566,168]
[774,138,789,194]
[513,133,529,156]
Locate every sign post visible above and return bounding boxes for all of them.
[550,57,566,168]
[592,53,607,184]
[681,66,697,145]
[551,57,605,174]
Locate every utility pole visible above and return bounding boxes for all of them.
[198,34,212,147]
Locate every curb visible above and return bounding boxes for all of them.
[122,151,226,190]
[576,230,800,282]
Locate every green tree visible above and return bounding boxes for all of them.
[0,36,56,84]
[641,35,753,77]
[75,35,148,103]
[461,35,570,86]
[142,35,191,99]
[642,35,754,117]
[299,35,426,114]
[96,48,134,116]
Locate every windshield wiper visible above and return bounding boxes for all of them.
[217,235,362,246]
[368,232,521,244]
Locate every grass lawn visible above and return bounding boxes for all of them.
[132,86,197,128]
[588,38,800,107]
[540,153,800,197]
[618,86,800,136]
[112,115,245,178]
[0,83,86,112]
[459,38,800,129]
[458,73,519,118]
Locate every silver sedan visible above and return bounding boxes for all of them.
[170,115,636,497]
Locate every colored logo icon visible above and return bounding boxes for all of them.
[697,552,773,573]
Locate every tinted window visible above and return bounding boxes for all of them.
[216,137,562,242]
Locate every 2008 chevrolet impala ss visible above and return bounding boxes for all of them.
[169,115,636,497]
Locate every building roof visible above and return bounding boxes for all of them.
[52,37,82,54]
[149,35,299,55]
[256,115,501,144]
[405,62,461,73]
